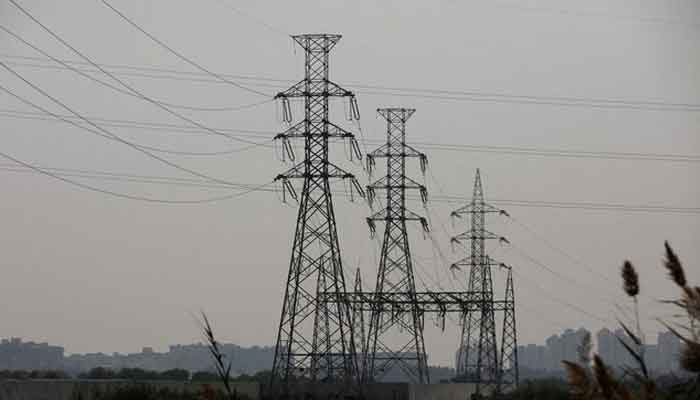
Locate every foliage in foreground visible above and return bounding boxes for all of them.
[92,383,252,400]
[562,242,700,400]
[0,369,70,379]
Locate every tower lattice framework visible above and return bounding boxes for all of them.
[451,169,506,395]
[499,265,518,392]
[270,34,363,386]
[365,108,430,383]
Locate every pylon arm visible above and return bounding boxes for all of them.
[367,177,427,207]
[367,176,426,193]
[367,208,427,222]
[450,256,504,271]
[450,229,504,244]
[450,202,503,218]
[275,79,354,99]
[366,209,428,236]
[322,291,509,313]
[366,143,426,159]
[275,120,357,140]
[274,161,356,180]
[275,162,365,200]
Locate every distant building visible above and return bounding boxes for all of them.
[0,338,64,370]
[517,327,683,378]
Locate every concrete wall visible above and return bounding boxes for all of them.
[0,380,260,400]
[0,380,476,400]
[265,382,410,399]
[410,383,477,400]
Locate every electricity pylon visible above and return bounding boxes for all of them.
[451,169,508,395]
[364,108,430,383]
[498,265,519,392]
[270,34,364,387]
[353,268,367,376]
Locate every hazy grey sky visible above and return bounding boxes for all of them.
[0,0,698,366]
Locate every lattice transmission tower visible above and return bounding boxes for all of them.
[499,265,518,393]
[451,169,510,395]
[270,34,364,387]
[364,108,430,383]
[352,267,367,375]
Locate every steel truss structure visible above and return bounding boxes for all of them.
[267,34,518,399]
[364,108,430,383]
[451,169,518,396]
[270,34,364,388]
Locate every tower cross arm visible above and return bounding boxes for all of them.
[274,121,356,140]
[367,207,427,222]
[366,143,426,159]
[450,229,508,245]
[275,161,364,181]
[367,175,426,192]
[449,255,505,271]
[366,208,429,236]
[450,202,505,218]
[274,79,355,99]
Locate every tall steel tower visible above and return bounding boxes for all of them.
[353,268,367,376]
[364,108,430,383]
[498,265,519,392]
[451,169,504,395]
[270,34,363,386]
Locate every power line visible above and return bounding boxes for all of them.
[0,54,291,83]
[99,0,270,97]
[2,108,698,164]
[1,159,697,216]
[0,92,269,158]
[408,141,700,163]
[0,24,272,113]
[0,109,269,159]
[6,0,267,148]
[211,0,290,37]
[0,63,261,188]
[489,0,700,29]
[418,194,700,215]
[509,268,613,325]
[0,109,274,138]
[505,241,621,306]
[3,53,699,113]
[0,150,272,204]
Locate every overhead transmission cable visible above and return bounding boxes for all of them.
[4,103,698,162]
[0,149,272,204]
[411,194,700,215]
[6,0,271,149]
[0,64,258,189]
[0,84,263,157]
[509,267,613,325]
[0,108,274,139]
[0,157,698,216]
[0,24,271,113]
[211,0,290,37]
[99,0,270,97]
[3,53,699,113]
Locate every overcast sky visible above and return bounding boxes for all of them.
[0,0,698,367]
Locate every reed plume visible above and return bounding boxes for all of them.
[621,261,639,297]
[663,240,685,288]
[562,360,592,399]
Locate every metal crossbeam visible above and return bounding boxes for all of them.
[323,291,510,313]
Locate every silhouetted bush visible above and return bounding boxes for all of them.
[191,371,219,381]
[0,369,70,379]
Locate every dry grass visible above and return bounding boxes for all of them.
[562,242,699,400]
[200,312,237,400]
